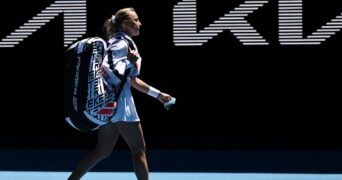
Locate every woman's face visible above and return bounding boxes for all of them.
[122,11,142,37]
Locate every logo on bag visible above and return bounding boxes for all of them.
[96,102,117,115]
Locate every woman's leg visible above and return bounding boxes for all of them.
[115,121,149,180]
[68,122,120,180]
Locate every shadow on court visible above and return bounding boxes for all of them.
[0,148,341,173]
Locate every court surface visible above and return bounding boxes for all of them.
[1,148,341,179]
[1,171,342,180]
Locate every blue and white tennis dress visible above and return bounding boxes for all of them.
[101,32,142,123]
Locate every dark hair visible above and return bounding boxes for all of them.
[103,7,136,40]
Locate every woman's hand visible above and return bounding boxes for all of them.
[127,47,140,64]
[157,92,173,104]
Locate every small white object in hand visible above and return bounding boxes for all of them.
[164,97,176,110]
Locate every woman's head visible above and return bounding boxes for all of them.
[103,7,142,40]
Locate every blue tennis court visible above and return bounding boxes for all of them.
[1,148,341,179]
[1,171,342,180]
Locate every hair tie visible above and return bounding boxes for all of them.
[111,15,116,24]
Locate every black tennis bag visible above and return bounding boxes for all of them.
[64,37,116,132]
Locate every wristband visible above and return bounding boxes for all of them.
[147,86,160,98]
